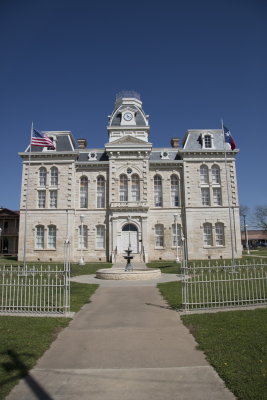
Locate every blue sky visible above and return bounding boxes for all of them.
[0,0,266,218]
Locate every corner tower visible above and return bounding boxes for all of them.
[107,91,150,142]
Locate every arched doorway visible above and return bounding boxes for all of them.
[121,223,139,253]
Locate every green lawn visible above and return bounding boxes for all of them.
[147,261,181,274]
[158,280,267,400]
[70,262,112,276]
[0,282,99,399]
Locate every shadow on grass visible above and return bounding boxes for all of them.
[1,349,53,399]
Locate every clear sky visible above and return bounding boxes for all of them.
[0,0,266,217]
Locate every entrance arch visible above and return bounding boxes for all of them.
[121,223,139,253]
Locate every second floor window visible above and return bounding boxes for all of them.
[38,190,46,208]
[201,188,210,206]
[39,167,47,187]
[97,176,105,208]
[200,165,209,184]
[131,174,140,201]
[213,188,222,206]
[211,165,220,184]
[171,175,179,207]
[80,176,88,208]
[119,174,128,201]
[50,167,58,186]
[154,175,163,207]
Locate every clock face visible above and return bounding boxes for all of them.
[123,112,133,121]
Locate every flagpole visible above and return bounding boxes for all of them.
[23,122,33,268]
[221,119,235,268]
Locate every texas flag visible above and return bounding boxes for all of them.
[223,125,236,150]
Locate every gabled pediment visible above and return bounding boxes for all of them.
[105,135,152,147]
[0,208,20,217]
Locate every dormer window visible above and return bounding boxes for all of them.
[204,135,212,148]
[43,136,56,151]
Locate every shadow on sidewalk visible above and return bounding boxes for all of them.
[1,349,54,400]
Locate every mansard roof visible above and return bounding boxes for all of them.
[25,131,77,153]
[182,129,238,152]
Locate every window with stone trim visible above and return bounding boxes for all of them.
[203,223,213,246]
[154,175,163,207]
[50,190,57,208]
[170,174,179,207]
[201,188,210,206]
[215,222,225,246]
[211,165,220,184]
[119,174,128,201]
[79,224,88,249]
[80,176,88,208]
[36,225,45,249]
[97,176,105,208]
[48,225,56,249]
[50,167,58,186]
[213,187,222,206]
[38,190,46,208]
[155,224,164,247]
[131,174,140,201]
[39,167,47,187]
[172,223,181,246]
[203,135,212,149]
[96,225,105,249]
[200,165,209,184]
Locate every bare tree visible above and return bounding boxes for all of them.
[239,204,250,230]
[254,205,267,231]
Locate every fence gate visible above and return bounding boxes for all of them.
[182,260,267,312]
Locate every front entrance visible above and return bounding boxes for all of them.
[120,223,139,254]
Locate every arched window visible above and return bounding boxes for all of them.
[200,165,209,184]
[172,223,181,246]
[154,175,163,207]
[215,222,224,246]
[131,174,140,201]
[80,176,88,208]
[48,225,56,249]
[155,224,164,247]
[36,225,44,249]
[97,176,105,208]
[39,167,47,187]
[96,225,105,249]
[203,223,213,246]
[50,167,58,186]
[211,165,220,184]
[119,174,128,201]
[171,175,179,207]
[79,224,88,249]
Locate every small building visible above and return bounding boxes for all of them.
[241,230,267,248]
[18,92,242,262]
[0,208,20,256]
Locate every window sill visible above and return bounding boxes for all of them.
[34,249,56,251]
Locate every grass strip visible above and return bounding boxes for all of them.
[147,261,181,274]
[0,282,99,399]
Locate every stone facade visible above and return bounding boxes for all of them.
[18,92,242,262]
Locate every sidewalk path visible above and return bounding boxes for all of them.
[7,279,235,399]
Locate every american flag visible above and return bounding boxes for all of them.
[31,129,55,149]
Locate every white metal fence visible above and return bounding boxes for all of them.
[0,264,70,314]
[182,259,267,311]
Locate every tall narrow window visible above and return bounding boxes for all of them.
[211,165,220,184]
[215,223,224,246]
[97,176,105,208]
[171,175,179,206]
[201,188,210,206]
[96,225,105,249]
[200,165,209,184]
[154,175,163,207]
[79,225,88,249]
[213,188,222,206]
[38,190,46,208]
[172,223,181,246]
[48,225,56,249]
[131,174,140,201]
[80,176,88,208]
[155,224,164,247]
[204,135,212,148]
[203,223,213,246]
[39,167,47,187]
[50,190,57,208]
[50,167,58,186]
[36,225,44,249]
[119,174,128,201]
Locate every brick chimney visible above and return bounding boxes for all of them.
[77,139,87,149]
[170,137,179,148]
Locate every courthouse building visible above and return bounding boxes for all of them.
[18,92,242,263]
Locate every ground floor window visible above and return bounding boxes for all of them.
[96,225,105,249]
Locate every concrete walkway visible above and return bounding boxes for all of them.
[7,278,235,399]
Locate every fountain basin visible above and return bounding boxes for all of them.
[96,268,161,281]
